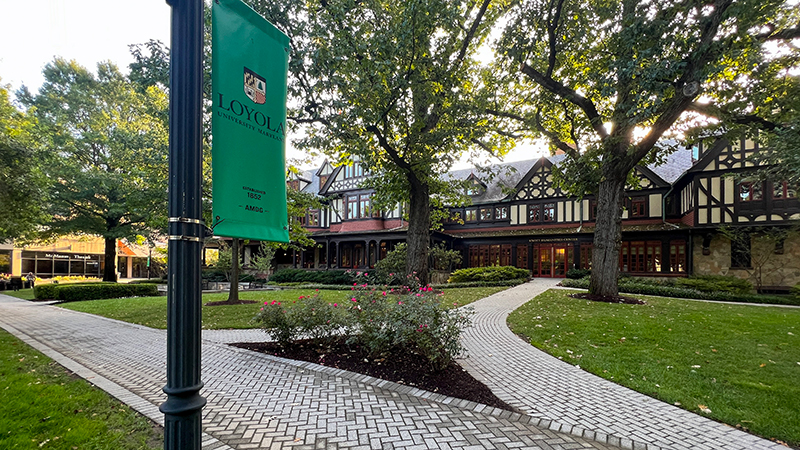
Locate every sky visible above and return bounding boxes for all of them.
[0,0,545,168]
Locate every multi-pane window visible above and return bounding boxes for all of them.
[528,205,540,223]
[346,194,373,219]
[739,182,763,202]
[516,245,528,269]
[630,197,646,217]
[480,208,492,221]
[465,209,477,222]
[773,181,797,200]
[543,203,556,221]
[580,243,593,270]
[307,209,320,226]
[343,164,365,179]
[495,206,508,220]
[731,235,751,268]
[589,200,598,220]
[620,241,661,273]
[669,240,686,273]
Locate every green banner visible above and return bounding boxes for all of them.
[212,0,290,242]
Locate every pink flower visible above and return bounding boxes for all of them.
[277,302,281,305]
[270,300,277,305]
[353,282,358,286]
[364,272,368,276]
[389,273,394,276]
[299,295,305,300]
[333,303,338,307]
[382,291,386,296]
[351,297,357,302]
[264,301,269,305]
[398,301,403,305]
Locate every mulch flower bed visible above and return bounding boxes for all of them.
[569,292,646,305]
[232,337,517,412]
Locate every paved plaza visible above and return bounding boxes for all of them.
[0,281,786,450]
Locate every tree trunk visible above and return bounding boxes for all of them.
[228,238,240,301]
[589,166,628,297]
[406,177,431,285]
[103,237,117,282]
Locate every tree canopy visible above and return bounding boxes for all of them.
[0,80,47,242]
[251,0,513,283]
[494,0,800,296]
[18,59,169,281]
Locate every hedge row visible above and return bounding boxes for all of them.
[35,282,159,302]
[560,278,800,306]
[448,266,530,283]
[433,279,528,289]
[269,269,351,285]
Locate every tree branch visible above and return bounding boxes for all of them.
[755,23,800,41]
[688,102,779,131]
[534,111,580,159]
[634,0,734,161]
[365,124,412,172]
[519,62,608,139]
[454,0,493,70]
[545,0,567,78]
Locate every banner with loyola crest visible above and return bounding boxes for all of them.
[211,0,290,242]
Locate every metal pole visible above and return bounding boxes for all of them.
[161,0,206,449]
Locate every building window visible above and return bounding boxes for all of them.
[739,182,763,202]
[346,194,373,219]
[669,241,686,273]
[580,243,593,270]
[495,206,508,220]
[731,235,751,268]
[589,200,598,220]
[307,209,320,226]
[465,209,477,222]
[772,181,797,200]
[630,197,646,217]
[528,205,540,223]
[620,241,661,273]
[480,207,492,221]
[543,203,556,222]
[516,245,528,269]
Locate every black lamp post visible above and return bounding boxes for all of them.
[160,0,206,449]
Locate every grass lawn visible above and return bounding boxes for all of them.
[508,289,800,447]
[59,286,507,330]
[0,329,162,449]
[2,288,36,300]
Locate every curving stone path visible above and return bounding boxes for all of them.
[458,278,785,450]
[0,293,617,450]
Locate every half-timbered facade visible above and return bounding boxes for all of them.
[291,138,800,288]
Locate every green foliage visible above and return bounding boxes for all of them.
[18,59,169,281]
[673,275,752,295]
[34,282,159,302]
[560,277,799,306]
[494,0,800,296]
[508,289,800,446]
[250,241,276,278]
[0,330,163,449]
[566,268,591,279]
[250,0,513,282]
[792,283,800,298]
[0,80,46,241]
[269,269,351,285]
[432,279,527,289]
[254,279,474,371]
[448,266,530,283]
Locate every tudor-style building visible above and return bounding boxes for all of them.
[291,138,800,289]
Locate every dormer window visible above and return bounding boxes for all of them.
[739,182,763,202]
[465,173,486,196]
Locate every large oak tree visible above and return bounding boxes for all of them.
[251,0,513,284]
[19,59,169,281]
[496,0,799,296]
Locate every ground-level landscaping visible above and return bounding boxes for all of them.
[58,286,508,329]
[508,289,800,447]
[0,329,162,449]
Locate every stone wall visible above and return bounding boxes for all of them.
[693,231,800,289]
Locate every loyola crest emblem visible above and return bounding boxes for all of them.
[243,67,266,104]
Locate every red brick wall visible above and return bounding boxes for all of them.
[681,211,695,227]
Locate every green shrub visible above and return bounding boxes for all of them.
[792,283,800,298]
[269,269,351,285]
[448,266,529,283]
[674,275,752,294]
[566,268,591,279]
[560,277,799,305]
[254,277,474,370]
[431,279,527,289]
[34,283,159,301]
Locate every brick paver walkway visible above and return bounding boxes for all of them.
[458,279,784,450]
[0,293,616,450]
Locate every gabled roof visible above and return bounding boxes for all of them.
[646,147,695,184]
[445,159,538,204]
